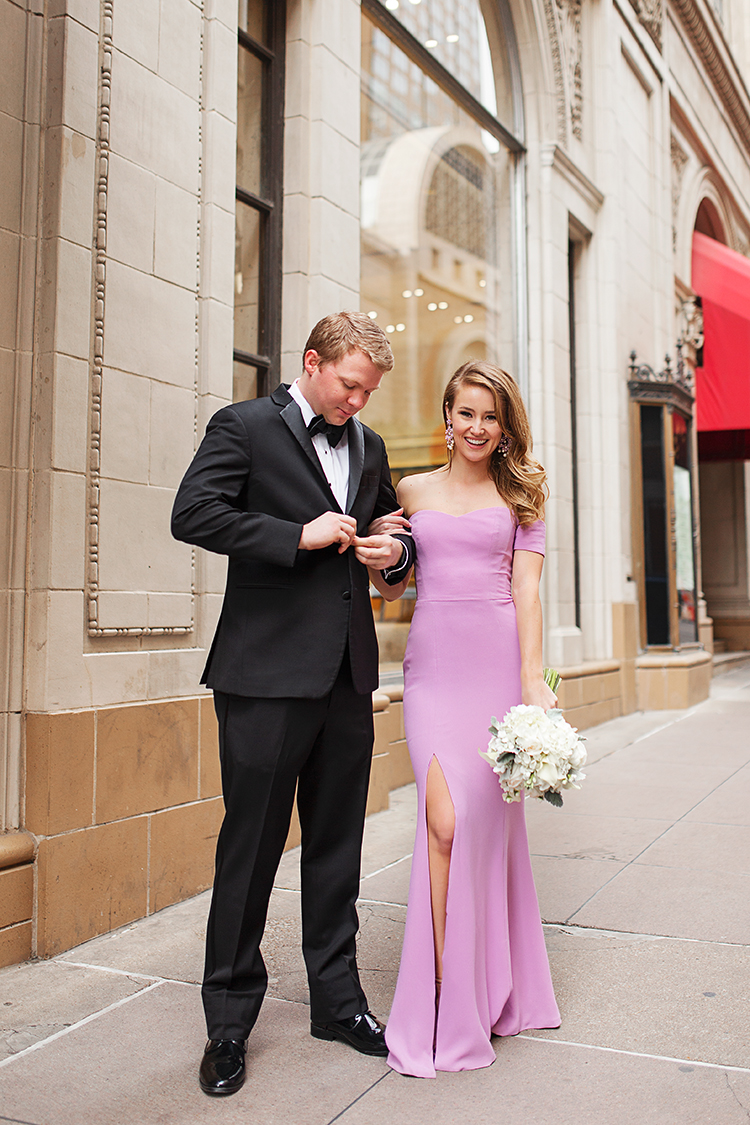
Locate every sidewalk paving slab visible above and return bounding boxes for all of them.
[339,1040,750,1125]
[1,667,750,1123]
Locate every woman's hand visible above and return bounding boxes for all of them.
[521,677,558,710]
[366,508,411,536]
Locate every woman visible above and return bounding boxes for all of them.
[368,361,561,1078]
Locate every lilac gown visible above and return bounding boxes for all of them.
[385,507,560,1078]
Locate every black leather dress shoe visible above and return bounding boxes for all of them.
[310,1011,388,1057]
[199,1039,247,1096]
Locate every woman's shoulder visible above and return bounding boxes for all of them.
[396,469,445,512]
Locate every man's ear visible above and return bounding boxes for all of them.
[303,349,320,376]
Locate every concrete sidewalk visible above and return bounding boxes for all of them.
[1,667,749,1124]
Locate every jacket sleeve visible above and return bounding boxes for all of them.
[170,405,303,566]
[372,439,416,586]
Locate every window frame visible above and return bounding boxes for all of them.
[234,1,286,399]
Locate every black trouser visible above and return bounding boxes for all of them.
[202,659,374,1040]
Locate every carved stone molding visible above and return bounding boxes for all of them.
[87,0,113,637]
[676,297,704,374]
[542,0,567,143]
[542,0,583,143]
[673,0,750,159]
[670,134,689,250]
[628,0,663,51]
[556,0,582,140]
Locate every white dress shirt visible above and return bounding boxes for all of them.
[289,379,350,511]
[289,379,411,579]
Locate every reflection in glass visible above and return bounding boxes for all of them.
[234,203,261,356]
[382,0,507,125]
[233,360,258,404]
[237,47,263,195]
[673,412,698,644]
[238,0,266,43]
[359,13,511,471]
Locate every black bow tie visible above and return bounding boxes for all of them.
[307,414,347,448]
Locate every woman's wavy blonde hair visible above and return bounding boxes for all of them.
[442,361,548,526]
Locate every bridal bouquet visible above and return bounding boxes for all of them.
[479,669,586,807]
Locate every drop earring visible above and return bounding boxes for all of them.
[496,433,510,458]
[445,418,454,452]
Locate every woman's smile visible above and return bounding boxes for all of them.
[449,384,503,461]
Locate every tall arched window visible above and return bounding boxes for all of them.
[359,0,522,473]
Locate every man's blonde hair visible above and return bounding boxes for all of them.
[303,311,394,373]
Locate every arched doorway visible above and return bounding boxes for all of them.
[692,207,750,652]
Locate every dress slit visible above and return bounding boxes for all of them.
[424,754,455,1051]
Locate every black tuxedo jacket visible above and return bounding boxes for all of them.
[171,385,413,698]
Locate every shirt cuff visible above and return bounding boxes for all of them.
[381,541,409,581]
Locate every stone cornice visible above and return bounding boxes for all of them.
[671,0,750,158]
[541,144,605,211]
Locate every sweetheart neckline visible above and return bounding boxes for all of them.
[409,506,512,520]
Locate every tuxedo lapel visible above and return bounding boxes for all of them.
[275,386,341,510]
[346,418,365,514]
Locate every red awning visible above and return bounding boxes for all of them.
[692,232,750,444]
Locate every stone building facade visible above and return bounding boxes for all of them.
[1,0,749,965]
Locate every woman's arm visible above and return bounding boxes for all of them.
[363,476,418,600]
[512,550,557,709]
[368,567,410,601]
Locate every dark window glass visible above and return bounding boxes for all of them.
[640,405,669,645]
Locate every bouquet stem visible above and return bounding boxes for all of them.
[543,667,561,694]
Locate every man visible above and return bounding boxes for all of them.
[171,311,413,1097]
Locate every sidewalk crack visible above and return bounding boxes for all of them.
[325,1070,391,1123]
[725,1073,750,1120]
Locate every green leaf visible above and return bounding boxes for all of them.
[543,790,563,808]
[497,752,516,769]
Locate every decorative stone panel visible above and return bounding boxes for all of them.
[87,0,202,637]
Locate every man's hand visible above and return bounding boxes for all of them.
[353,534,405,569]
[300,512,357,553]
[366,508,411,536]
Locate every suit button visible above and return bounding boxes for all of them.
[342,590,351,600]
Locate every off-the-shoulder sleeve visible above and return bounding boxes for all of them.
[513,518,545,556]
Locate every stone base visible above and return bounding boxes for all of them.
[1,685,417,969]
[636,650,713,709]
[0,834,37,968]
[712,617,750,652]
[557,661,624,731]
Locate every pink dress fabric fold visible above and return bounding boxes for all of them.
[385,507,560,1079]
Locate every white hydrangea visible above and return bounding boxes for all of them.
[479,704,587,806]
